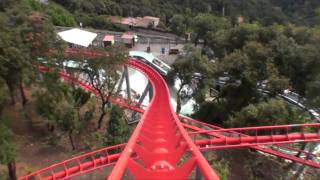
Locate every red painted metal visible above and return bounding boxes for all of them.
[195,132,320,149]
[38,65,145,113]
[107,60,219,179]
[18,144,126,180]
[36,59,219,179]
[19,122,320,180]
[20,48,320,179]
[180,116,320,168]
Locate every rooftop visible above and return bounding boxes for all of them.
[121,33,135,39]
[57,28,97,47]
[103,35,114,42]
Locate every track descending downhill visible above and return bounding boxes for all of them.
[19,48,320,180]
[108,60,219,179]
[24,59,218,179]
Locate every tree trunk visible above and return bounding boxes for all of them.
[176,85,184,114]
[287,143,308,170]
[97,104,106,129]
[19,80,28,106]
[222,4,225,17]
[6,82,15,105]
[203,39,207,47]
[47,123,55,132]
[7,161,17,180]
[176,93,181,114]
[194,36,199,47]
[295,143,307,158]
[9,90,15,105]
[68,131,76,150]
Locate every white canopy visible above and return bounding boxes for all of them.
[57,28,97,47]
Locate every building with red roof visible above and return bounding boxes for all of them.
[103,35,115,47]
[109,16,160,28]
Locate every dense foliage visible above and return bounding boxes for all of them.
[0,0,319,178]
[49,0,320,28]
[105,105,131,146]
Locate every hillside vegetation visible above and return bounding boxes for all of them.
[0,0,320,179]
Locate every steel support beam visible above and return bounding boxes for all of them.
[138,81,153,104]
[129,81,153,123]
[124,65,131,101]
[116,67,125,95]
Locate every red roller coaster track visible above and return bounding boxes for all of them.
[19,48,320,179]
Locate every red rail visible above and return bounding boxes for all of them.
[19,122,320,180]
[180,117,320,168]
[19,144,126,180]
[36,59,219,179]
[21,48,320,179]
[191,123,320,149]
[107,60,219,179]
[38,65,145,113]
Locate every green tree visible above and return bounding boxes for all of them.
[0,2,56,106]
[192,13,230,46]
[192,100,229,125]
[168,45,215,113]
[35,75,91,150]
[77,45,128,129]
[224,23,260,53]
[306,74,320,108]
[35,70,66,132]
[316,8,320,25]
[216,40,290,112]
[227,98,311,127]
[0,80,7,114]
[169,14,186,36]
[105,105,130,146]
[270,34,320,97]
[46,3,76,26]
[217,49,260,112]
[0,12,29,105]
[0,124,16,180]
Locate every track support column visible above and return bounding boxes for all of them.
[116,67,125,95]
[124,65,131,101]
[129,81,153,123]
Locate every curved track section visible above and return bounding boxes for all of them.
[108,60,219,179]
[20,49,320,179]
[38,65,144,113]
[19,144,126,180]
[23,59,218,179]
[181,117,320,168]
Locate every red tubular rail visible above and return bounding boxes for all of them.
[189,123,320,135]
[19,122,320,180]
[38,65,144,113]
[19,144,126,180]
[22,48,320,179]
[36,58,219,179]
[181,117,320,168]
[107,60,219,179]
[190,123,320,149]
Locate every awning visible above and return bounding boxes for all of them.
[121,33,134,39]
[103,35,114,42]
[57,28,97,47]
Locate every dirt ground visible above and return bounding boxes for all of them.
[0,87,112,179]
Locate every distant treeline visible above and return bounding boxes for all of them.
[50,0,320,27]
